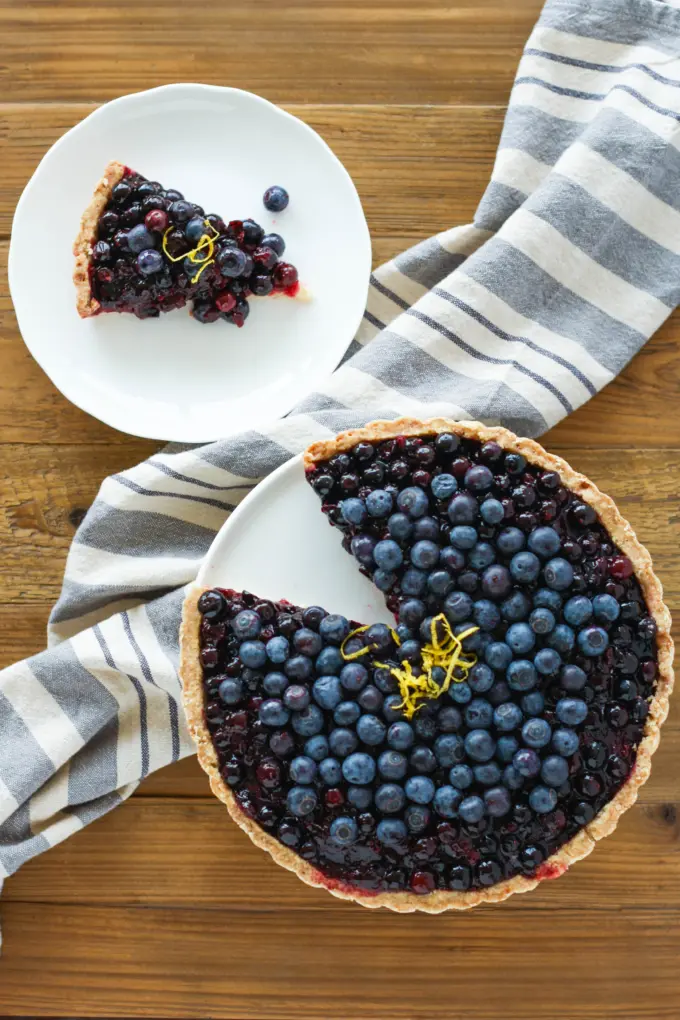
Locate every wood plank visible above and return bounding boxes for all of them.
[4,798,680,910]
[0,901,678,1019]
[0,1,540,106]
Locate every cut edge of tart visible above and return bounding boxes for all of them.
[73,160,127,318]
[180,417,673,913]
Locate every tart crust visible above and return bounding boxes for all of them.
[181,417,673,912]
[73,160,127,318]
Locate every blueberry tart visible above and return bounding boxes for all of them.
[73,161,305,324]
[180,418,673,911]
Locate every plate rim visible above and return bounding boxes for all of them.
[8,82,372,442]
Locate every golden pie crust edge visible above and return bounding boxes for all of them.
[180,416,674,912]
[72,160,127,318]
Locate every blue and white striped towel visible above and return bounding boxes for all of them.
[2,0,680,922]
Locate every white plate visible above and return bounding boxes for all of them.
[198,455,394,626]
[9,84,371,442]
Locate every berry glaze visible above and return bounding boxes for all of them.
[196,431,660,899]
[88,167,300,325]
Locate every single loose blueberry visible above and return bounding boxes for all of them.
[342,752,376,784]
[485,641,513,671]
[413,516,440,542]
[263,671,288,696]
[560,664,587,691]
[330,816,358,845]
[547,623,575,655]
[373,569,397,591]
[284,655,313,681]
[233,609,262,639]
[443,591,473,624]
[239,640,267,668]
[449,681,472,704]
[521,691,545,717]
[333,701,361,728]
[447,493,479,524]
[513,747,541,777]
[410,746,437,774]
[127,224,157,254]
[315,646,343,675]
[357,684,383,712]
[388,512,413,540]
[136,249,163,275]
[329,726,358,757]
[218,678,243,705]
[501,591,532,622]
[435,733,465,766]
[383,694,405,723]
[534,647,562,675]
[373,539,403,571]
[261,232,285,255]
[481,564,512,599]
[376,819,407,845]
[401,568,427,595]
[283,685,310,711]
[440,546,465,573]
[263,185,289,211]
[319,614,350,645]
[305,735,329,761]
[427,569,453,596]
[294,628,322,656]
[564,596,593,627]
[351,534,376,566]
[484,786,512,817]
[469,662,495,692]
[450,763,474,789]
[266,635,290,663]
[405,776,435,804]
[465,698,494,729]
[468,542,495,570]
[472,600,500,632]
[387,721,415,750]
[411,540,440,570]
[405,805,431,833]
[450,525,478,550]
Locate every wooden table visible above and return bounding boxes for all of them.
[1,2,678,1016]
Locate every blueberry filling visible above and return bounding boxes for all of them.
[88,167,300,324]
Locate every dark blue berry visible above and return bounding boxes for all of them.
[405,776,436,804]
[291,705,324,736]
[464,729,496,762]
[263,185,289,211]
[484,786,512,817]
[330,816,358,845]
[529,608,555,634]
[319,614,350,645]
[356,714,386,746]
[458,795,485,823]
[289,755,317,784]
[497,527,525,555]
[480,498,504,524]
[342,752,376,784]
[552,727,580,756]
[510,551,541,583]
[431,473,457,500]
[529,785,557,814]
[577,625,609,657]
[397,487,429,518]
[312,675,342,709]
[507,659,538,692]
[527,526,561,558]
[556,697,588,726]
[375,783,406,814]
[506,622,535,654]
[493,702,523,731]
[481,564,512,598]
[434,786,462,818]
[287,786,317,816]
[540,755,569,787]
[544,557,574,591]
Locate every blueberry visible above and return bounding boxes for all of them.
[468,662,495,692]
[305,735,329,761]
[261,232,285,256]
[289,755,317,784]
[405,805,431,833]
[351,535,376,567]
[521,691,545,716]
[434,733,465,766]
[312,675,342,709]
[377,819,407,845]
[468,542,495,570]
[263,185,289,211]
[540,755,569,787]
[218,678,243,705]
[449,865,472,890]
[411,540,440,570]
[401,568,427,595]
[385,721,413,751]
[283,685,310,711]
[427,569,453,596]
[527,526,561,558]
[474,762,502,786]
[534,647,562,675]
[510,551,541,583]
[233,609,262,639]
[293,628,322,657]
[470,600,498,633]
[438,705,463,732]
[529,608,555,634]
[266,635,290,663]
[552,727,580,756]
[413,516,440,542]
[496,735,519,762]
[263,671,288,695]
[240,640,267,668]
[356,714,386,746]
[484,786,512,817]
[533,588,563,612]
[334,701,361,726]
[383,694,405,723]
[397,486,429,518]
[410,746,437,773]
[397,600,425,630]
[561,664,587,691]
[449,764,474,790]
[485,642,513,671]
[506,622,535,655]
[373,569,397,591]
[481,565,512,598]
[330,816,358,845]
[284,655,313,680]
[434,786,462,818]
[136,249,163,275]
[503,764,525,789]
[592,593,621,623]
[450,525,477,550]
[127,224,157,253]
[347,786,373,809]
[505,452,526,475]
[373,539,403,571]
[501,591,532,622]
[497,527,525,555]
[544,557,574,591]
[529,785,558,814]
[399,639,422,664]
[366,489,393,517]
[522,717,552,749]
[340,497,366,525]
[185,215,208,243]
[431,473,457,500]
[577,625,609,657]
[447,493,479,523]
[547,623,575,655]
[405,775,435,804]
[358,685,383,712]
[319,614,350,645]
[443,591,473,624]
[556,697,588,726]
[168,199,193,223]
[329,726,359,757]
[464,729,496,762]
[216,246,248,277]
[464,464,493,492]
[458,795,485,823]
[563,596,593,627]
[449,681,472,704]
[375,783,406,814]
[287,786,317,817]
[374,667,397,694]
[493,702,523,731]
[513,747,541,777]
[465,698,494,729]
[506,659,538,692]
[480,498,505,524]
[388,513,413,541]
[439,546,465,573]
[292,704,324,736]
[342,751,376,784]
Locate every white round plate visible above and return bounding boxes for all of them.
[198,455,394,627]
[9,84,371,442]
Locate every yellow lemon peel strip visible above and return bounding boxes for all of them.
[340,624,402,662]
[161,220,221,283]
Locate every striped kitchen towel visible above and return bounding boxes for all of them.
[2,0,680,917]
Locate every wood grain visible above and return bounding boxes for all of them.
[0,0,540,106]
[1,2,679,1015]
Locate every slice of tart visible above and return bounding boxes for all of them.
[180,419,673,911]
[73,161,304,325]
